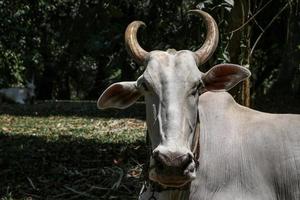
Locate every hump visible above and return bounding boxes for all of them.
[198,91,236,109]
[166,48,177,55]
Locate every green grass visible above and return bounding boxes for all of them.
[0,101,148,200]
[0,115,145,143]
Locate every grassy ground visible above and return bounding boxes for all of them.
[0,101,148,200]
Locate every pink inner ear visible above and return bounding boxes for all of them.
[204,65,239,88]
[98,82,142,109]
[103,84,123,100]
[211,65,241,77]
[98,84,124,107]
[205,82,227,91]
[203,64,250,91]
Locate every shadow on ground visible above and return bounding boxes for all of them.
[0,101,146,120]
[0,132,148,200]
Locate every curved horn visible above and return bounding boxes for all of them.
[189,10,219,66]
[125,21,149,65]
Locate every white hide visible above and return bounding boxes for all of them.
[0,83,35,104]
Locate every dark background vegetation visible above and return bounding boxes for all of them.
[0,0,299,111]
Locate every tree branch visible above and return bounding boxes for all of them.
[249,1,292,59]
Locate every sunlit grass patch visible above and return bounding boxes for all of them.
[0,115,145,143]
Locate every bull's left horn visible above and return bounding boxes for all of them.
[189,10,219,66]
[125,21,149,65]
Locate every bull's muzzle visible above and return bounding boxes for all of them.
[149,146,197,187]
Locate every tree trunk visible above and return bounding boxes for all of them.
[56,53,71,100]
[241,22,251,108]
[56,73,71,100]
[228,0,251,107]
[38,31,55,100]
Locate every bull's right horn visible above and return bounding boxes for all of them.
[189,10,219,66]
[125,21,149,65]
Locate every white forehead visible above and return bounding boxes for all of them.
[143,50,201,87]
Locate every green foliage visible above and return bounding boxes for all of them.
[0,47,25,87]
[0,0,299,100]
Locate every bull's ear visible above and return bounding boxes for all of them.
[201,64,251,91]
[97,81,142,109]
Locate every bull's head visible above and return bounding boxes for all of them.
[98,10,250,188]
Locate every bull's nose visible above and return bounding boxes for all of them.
[152,149,194,172]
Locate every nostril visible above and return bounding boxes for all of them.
[152,150,159,159]
[187,153,193,161]
[188,153,194,163]
[156,159,164,170]
[181,153,194,169]
[152,150,164,170]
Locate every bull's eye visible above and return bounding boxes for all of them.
[191,83,201,96]
[191,88,198,96]
[141,82,149,91]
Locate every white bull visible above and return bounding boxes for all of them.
[98,10,300,200]
[0,82,35,104]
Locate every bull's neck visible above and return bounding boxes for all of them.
[197,91,238,145]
